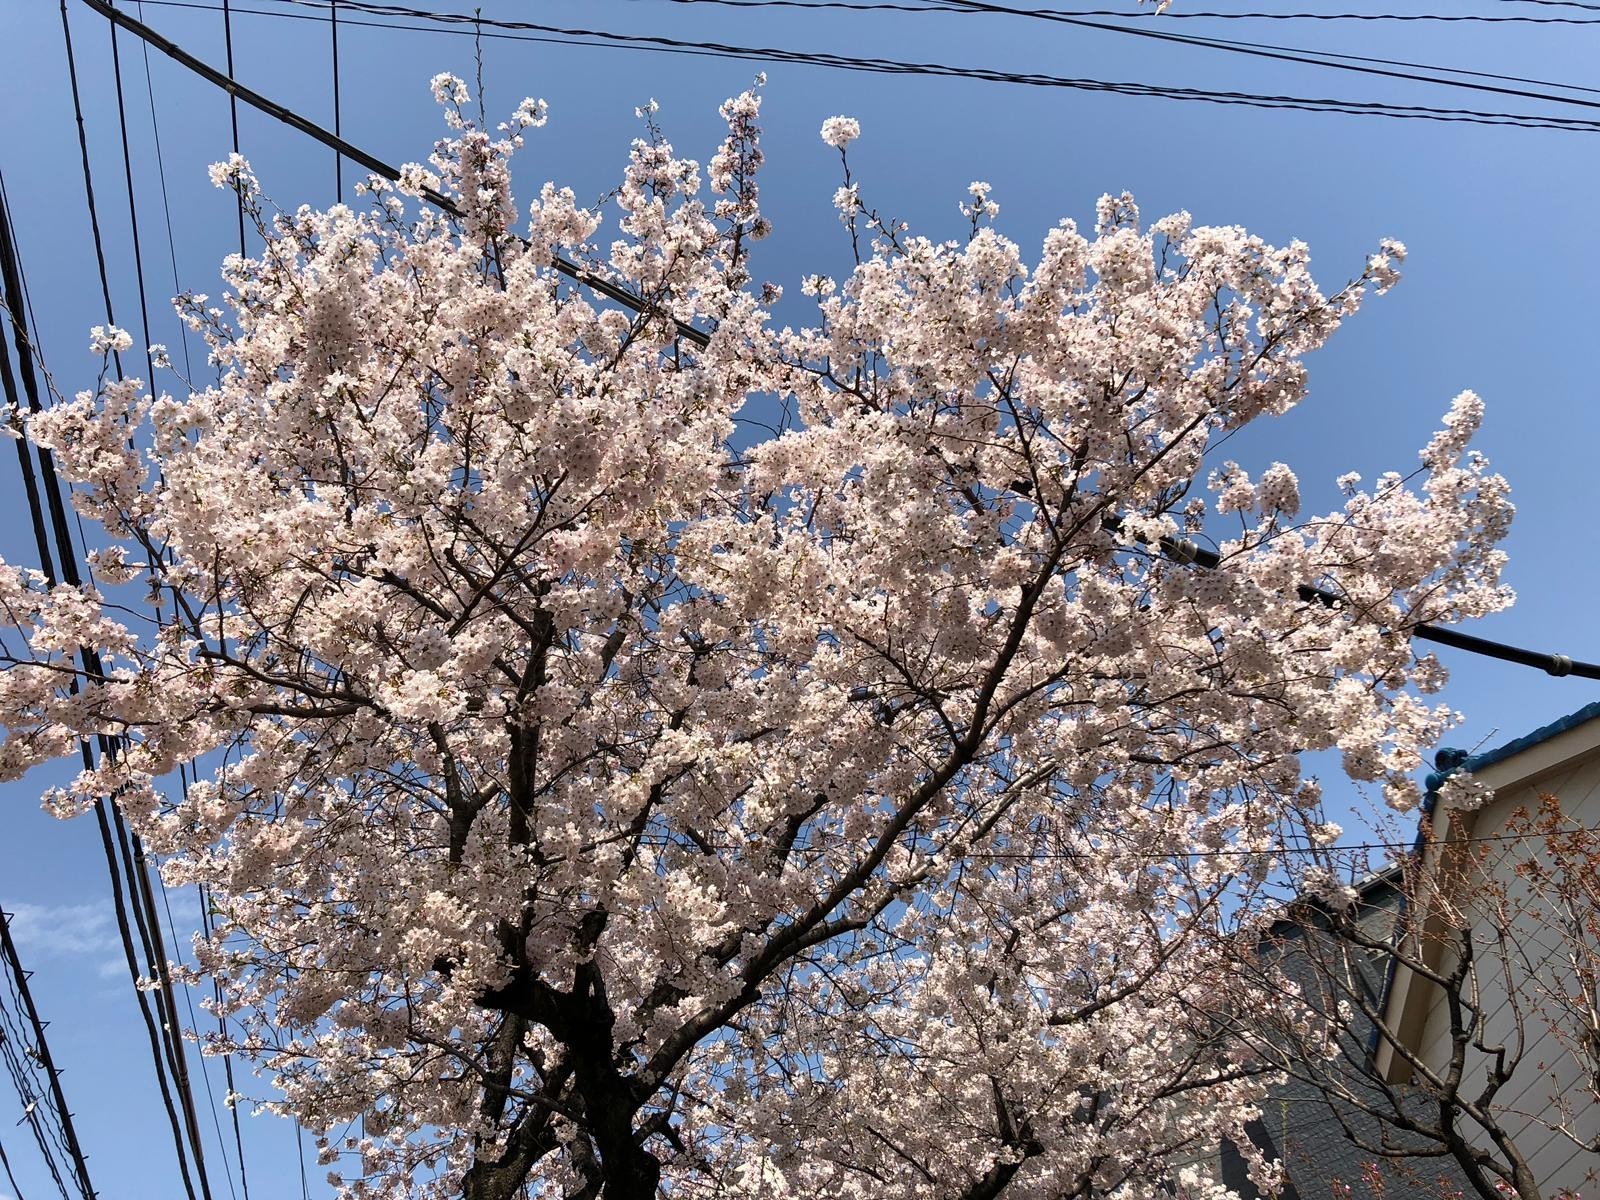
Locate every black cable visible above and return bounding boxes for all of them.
[637,0,1600,96]
[222,0,246,256]
[0,1131,33,1200]
[108,19,161,390]
[630,0,1600,102]
[198,884,250,1200]
[1499,0,1600,10]
[0,951,78,1200]
[136,0,1600,134]
[1116,520,1600,682]
[81,0,714,345]
[61,18,216,1193]
[294,1118,310,1200]
[0,998,73,1200]
[0,308,61,591]
[0,912,96,1199]
[0,1028,70,1200]
[134,1,198,379]
[58,1,127,382]
[104,27,224,1191]
[110,803,216,1200]
[934,0,1600,114]
[621,0,1600,22]
[331,0,342,198]
[8,41,204,1192]
[154,878,238,1200]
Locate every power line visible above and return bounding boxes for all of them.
[644,0,1600,96]
[79,0,715,347]
[638,817,1600,864]
[221,0,245,256]
[1498,0,1600,10]
[134,0,198,379]
[624,0,1600,106]
[0,911,96,1199]
[108,15,163,391]
[621,0,1600,22]
[1103,519,1600,683]
[71,15,219,1188]
[153,0,1600,133]
[0,1133,33,1200]
[933,0,1600,113]
[330,0,342,198]
[18,18,211,1195]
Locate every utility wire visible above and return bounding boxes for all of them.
[933,0,1600,113]
[198,884,250,1200]
[221,0,246,256]
[152,0,1600,133]
[108,18,162,394]
[134,1,198,379]
[0,912,96,1199]
[620,0,1600,22]
[0,1133,32,1200]
[331,0,342,198]
[81,17,219,1195]
[1105,519,1600,682]
[79,0,714,347]
[0,221,202,1200]
[16,21,207,1193]
[1499,0,1600,10]
[627,0,1600,104]
[634,818,1600,863]
[0,934,78,1200]
[128,0,1600,133]
[154,874,239,1200]
[640,0,1600,96]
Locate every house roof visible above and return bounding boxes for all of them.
[1422,699,1600,799]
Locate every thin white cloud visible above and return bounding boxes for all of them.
[5,900,127,979]
[6,901,118,958]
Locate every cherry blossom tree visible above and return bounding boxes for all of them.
[0,78,1513,1199]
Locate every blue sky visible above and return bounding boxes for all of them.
[3,1,1599,1195]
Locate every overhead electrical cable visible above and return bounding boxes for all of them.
[119,26,250,1177]
[222,0,245,255]
[198,884,251,1200]
[108,18,162,391]
[933,0,1600,112]
[79,0,714,346]
[331,0,343,197]
[17,21,209,1194]
[129,0,1600,133]
[647,819,1600,862]
[85,19,220,1196]
[0,928,79,1200]
[0,1133,33,1200]
[1104,518,1600,681]
[627,0,1600,96]
[134,1,198,378]
[0,911,96,1199]
[0,196,202,1200]
[1498,0,1600,10]
[624,0,1600,103]
[154,861,240,1200]
[619,0,1600,23]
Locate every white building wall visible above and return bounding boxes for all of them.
[1409,751,1600,1197]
